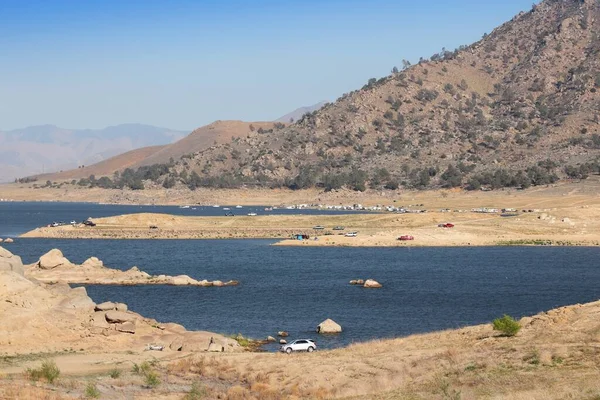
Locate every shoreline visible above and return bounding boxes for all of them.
[18,206,600,247]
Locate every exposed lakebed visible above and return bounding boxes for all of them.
[2,202,600,350]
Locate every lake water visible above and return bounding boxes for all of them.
[2,202,600,350]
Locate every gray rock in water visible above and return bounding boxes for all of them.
[267,336,276,342]
[317,319,342,334]
[0,246,24,276]
[279,339,287,344]
[363,279,382,288]
[116,303,128,312]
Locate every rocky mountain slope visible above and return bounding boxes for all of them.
[138,0,600,191]
[1,124,185,182]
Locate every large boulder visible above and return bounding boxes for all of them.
[4,238,14,243]
[37,249,73,270]
[82,257,103,268]
[0,246,24,276]
[57,287,96,311]
[95,301,116,311]
[115,321,136,334]
[105,310,136,323]
[364,279,382,288]
[317,319,342,334]
[90,311,110,328]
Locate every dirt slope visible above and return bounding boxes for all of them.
[34,145,166,181]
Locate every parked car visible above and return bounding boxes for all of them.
[280,339,317,354]
[344,231,358,237]
[438,223,455,228]
[312,225,325,230]
[398,235,414,241]
[83,220,96,227]
[332,226,345,231]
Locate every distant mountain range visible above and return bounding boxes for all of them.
[0,124,186,182]
[275,101,328,123]
[19,102,325,183]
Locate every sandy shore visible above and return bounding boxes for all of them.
[3,176,600,208]
[20,205,600,247]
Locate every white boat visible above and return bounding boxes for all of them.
[179,205,190,209]
[223,207,231,211]
[235,205,243,209]
[212,205,220,208]
[247,212,257,216]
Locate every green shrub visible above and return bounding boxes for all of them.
[493,315,521,337]
[184,382,208,399]
[144,370,160,388]
[84,382,101,398]
[109,368,121,379]
[26,359,60,384]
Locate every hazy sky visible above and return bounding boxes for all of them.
[1,0,534,131]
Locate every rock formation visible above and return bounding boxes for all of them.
[26,249,238,287]
[0,267,241,356]
[364,279,382,288]
[317,319,342,334]
[0,246,24,276]
[37,248,73,269]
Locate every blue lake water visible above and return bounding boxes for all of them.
[1,202,600,350]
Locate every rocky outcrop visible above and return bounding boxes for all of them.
[317,319,342,334]
[95,301,116,311]
[82,257,103,268]
[0,261,242,356]
[278,331,289,337]
[0,246,24,276]
[349,279,365,285]
[37,249,73,269]
[364,279,382,288]
[26,251,239,288]
[4,238,13,243]
[105,310,137,323]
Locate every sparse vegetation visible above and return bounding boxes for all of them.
[493,315,521,337]
[25,359,60,384]
[84,382,101,398]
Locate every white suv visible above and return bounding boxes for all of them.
[280,339,317,353]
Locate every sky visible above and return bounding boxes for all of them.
[0,0,535,132]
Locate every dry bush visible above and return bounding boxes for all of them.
[1,384,69,400]
[226,385,252,400]
[250,382,279,399]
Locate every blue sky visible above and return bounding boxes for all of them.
[0,0,535,131]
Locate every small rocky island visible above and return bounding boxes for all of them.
[26,248,239,287]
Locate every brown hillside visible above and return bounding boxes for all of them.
[157,0,600,190]
[35,145,166,181]
[36,121,281,182]
[132,120,281,168]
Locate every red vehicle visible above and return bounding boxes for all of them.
[398,235,414,241]
[438,223,455,228]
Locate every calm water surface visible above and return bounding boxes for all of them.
[1,202,599,350]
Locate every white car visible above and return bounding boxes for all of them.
[280,339,317,354]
